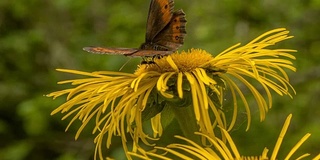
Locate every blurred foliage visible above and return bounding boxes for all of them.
[0,0,319,159]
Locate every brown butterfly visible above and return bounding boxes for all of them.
[83,0,186,57]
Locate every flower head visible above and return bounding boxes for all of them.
[48,28,296,159]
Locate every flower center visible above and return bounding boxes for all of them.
[135,49,214,74]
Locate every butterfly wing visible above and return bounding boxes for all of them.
[83,47,138,55]
[83,0,184,58]
[145,0,174,42]
[129,50,173,57]
[152,9,187,51]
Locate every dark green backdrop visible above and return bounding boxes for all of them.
[1,0,319,159]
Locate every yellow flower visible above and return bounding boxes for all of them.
[48,28,296,159]
[129,114,319,160]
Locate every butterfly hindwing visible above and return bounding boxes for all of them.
[152,9,187,50]
[130,50,173,57]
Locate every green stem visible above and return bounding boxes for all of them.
[170,105,201,144]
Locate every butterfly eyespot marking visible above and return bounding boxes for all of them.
[175,36,180,40]
[176,26,180,30]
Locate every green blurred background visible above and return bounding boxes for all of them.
[1,0,319,159]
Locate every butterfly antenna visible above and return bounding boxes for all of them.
[119,57,133,71]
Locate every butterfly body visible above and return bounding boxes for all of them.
[83,0,186,57]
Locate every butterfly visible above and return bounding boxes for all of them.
[83,0,187,57]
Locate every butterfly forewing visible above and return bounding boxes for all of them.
[145,0,174,42]
[83,47,138,55]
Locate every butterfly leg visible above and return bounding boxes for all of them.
[141,56,157,65]
[154,55,164,60]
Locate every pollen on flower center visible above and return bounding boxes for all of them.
[134,49,214,75]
